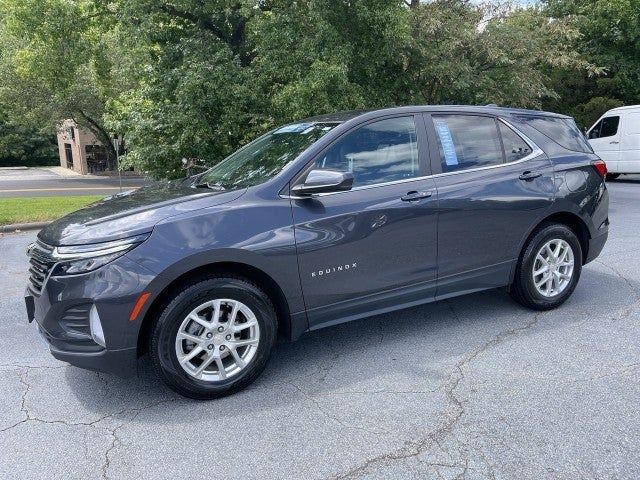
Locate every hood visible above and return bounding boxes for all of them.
[38,179,246,246]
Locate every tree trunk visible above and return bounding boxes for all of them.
[74,110,118,171]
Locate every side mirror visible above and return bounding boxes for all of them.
[291,169,354,196]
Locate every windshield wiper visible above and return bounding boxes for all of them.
[193,182,226,191]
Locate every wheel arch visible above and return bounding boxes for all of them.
[510,211,591,285]
[539,212,590,263]
[137,261,295,357]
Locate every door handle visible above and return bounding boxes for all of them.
[519,171,542,181]
[609,141,619,144]
[401,190,432,202]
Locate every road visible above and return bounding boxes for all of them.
[0,179,639,479]
[0,168,148,198]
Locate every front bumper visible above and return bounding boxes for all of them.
[25,254,155,377]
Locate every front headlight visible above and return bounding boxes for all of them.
[51,233,150,276]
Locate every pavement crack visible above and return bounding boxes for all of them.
[96,398,179,479]
[0,363,67,370]
[101,418,126,480]
[594,259,639,296]
[316,387,441,396]
[284,381,391,436]
[594,259,640,320]
[327,309,544,480]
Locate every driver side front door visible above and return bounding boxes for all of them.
[289,115,439,330]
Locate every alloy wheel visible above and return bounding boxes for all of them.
[532,239,575,298]
[174,299,260,381]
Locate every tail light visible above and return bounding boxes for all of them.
[592,160,607,179]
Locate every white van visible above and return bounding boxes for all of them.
[587,105,640,178]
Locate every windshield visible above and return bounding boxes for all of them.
[198,122,340,189]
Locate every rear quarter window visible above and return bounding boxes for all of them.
[519,116,593,153]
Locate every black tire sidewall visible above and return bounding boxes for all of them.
[517,224,583,309]
[151,277,276,399]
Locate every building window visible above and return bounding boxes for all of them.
[85,144,108,173]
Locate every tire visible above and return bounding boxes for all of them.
[510,223,582,310]
[606,173,620,181]
[150,276,277,400]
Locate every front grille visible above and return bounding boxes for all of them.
[28,240,56,294]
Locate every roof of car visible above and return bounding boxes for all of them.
[298,105,571,124]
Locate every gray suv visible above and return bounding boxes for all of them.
[25,106,609,399]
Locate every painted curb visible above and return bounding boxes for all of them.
[0,221,50,234]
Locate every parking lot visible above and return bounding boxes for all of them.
[0,179,639,480]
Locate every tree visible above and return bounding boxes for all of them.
[0,106,58,167]
[107,0,594,178]
[0,0,604,178]
[542,0,640,126]
[0,0,119,168]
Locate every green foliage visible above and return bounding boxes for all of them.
[542,0,640,126]
[573,96,625,130]
[104,0,595,178]
[0,108,57,167]
[0,0,118,166]
[0,0,633,178]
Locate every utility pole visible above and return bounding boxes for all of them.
[113,136,122,193]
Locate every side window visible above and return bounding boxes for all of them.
[314,116,419,187]
[600,116,620,137]
[498,122,532,162]
[588,119,602,139]
[523,116,591,152]
[432,115,503,173]
[589,116,619,139]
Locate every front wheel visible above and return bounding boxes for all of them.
[510,223,582,310]
[150,276,277,399]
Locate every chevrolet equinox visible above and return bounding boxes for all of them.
[25,106,609,399]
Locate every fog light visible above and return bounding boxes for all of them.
[89,305,106,347]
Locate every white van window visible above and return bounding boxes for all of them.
[589,116,620,139]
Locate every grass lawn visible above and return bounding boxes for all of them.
[0,195,103,226]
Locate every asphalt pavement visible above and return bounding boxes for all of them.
[0,179,639,479]
[0,167,148,198]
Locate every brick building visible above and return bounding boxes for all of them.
[57,120,117,174]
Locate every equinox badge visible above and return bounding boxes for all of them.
[311,262,357,278]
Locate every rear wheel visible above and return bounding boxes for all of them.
[510,223,582,310]
[150,276,277,399]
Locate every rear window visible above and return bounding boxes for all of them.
[520,116,592,153]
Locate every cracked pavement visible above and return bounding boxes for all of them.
[1,179,639,479]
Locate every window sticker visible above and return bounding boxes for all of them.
[434,120,458,166]
[275,123,314,134]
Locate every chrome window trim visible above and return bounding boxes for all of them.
[282,117,544,199]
